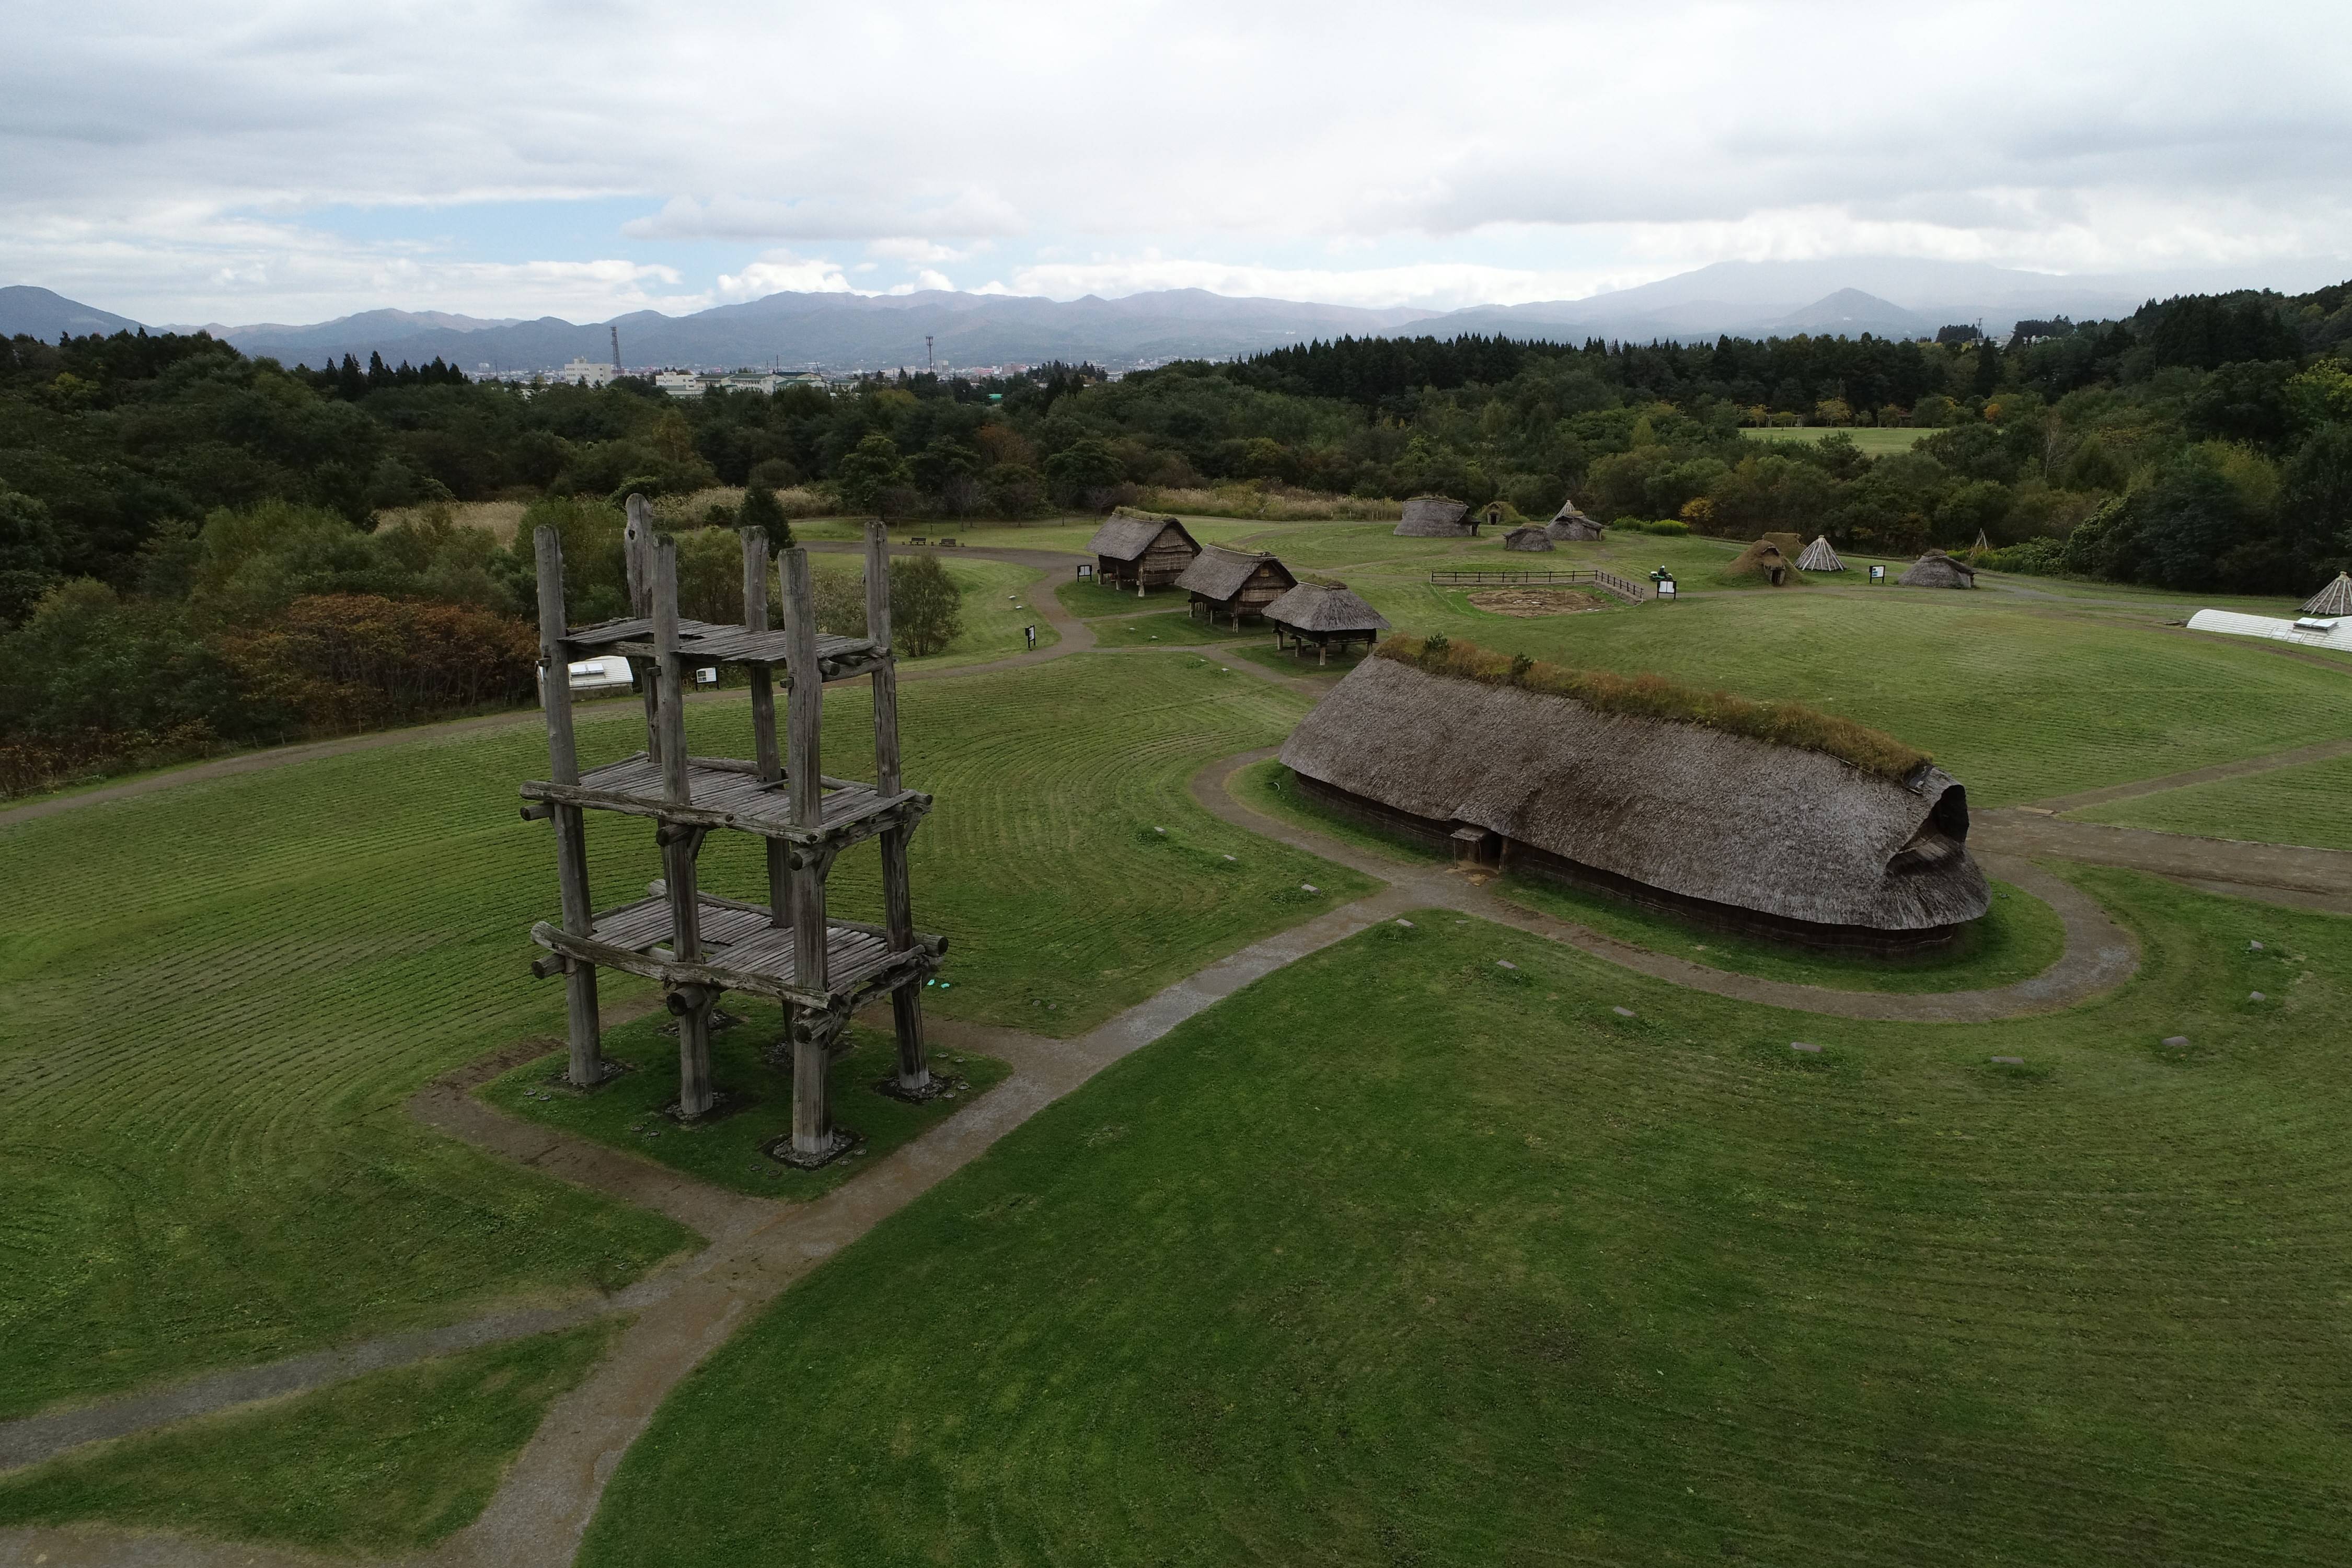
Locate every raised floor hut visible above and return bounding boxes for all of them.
[1087,510,1200,594]
[1795,535,1844,572]
[1503,525,1555,552]
[1547,502,1605,541]
[1394,495,1474,538]
[1899,550,1976,589]
[1278,649,1989,952]
[2302,571,2352,617]
[520,502,947,1170]
[1265,581,1390,665]
[1176,545,1297,627]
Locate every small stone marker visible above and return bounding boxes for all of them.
[1301,883,1319,893]
[2249,940,2265,951]
[1222,854,1236,861]
[1991,1056,2024,1065]
[2162,1035,2190,1048]
[1496,960,1518,971]
[1791,1042,1821,1054]
[1153,826,1165,835]
[2249,991,2266,1001]
[1612,1007,1635,1018]
[1394,918,1414,928]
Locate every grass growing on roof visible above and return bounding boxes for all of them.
[2066,752,2352,852]
[1378,633,1933,779]
[583,871,2352,1566]
[482,1016,1010,1197]
[0,652,1362,1416]
[0,1320,617,1553]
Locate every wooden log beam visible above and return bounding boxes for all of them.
[533,526,604,1088]
[780,546,834,1156]
[864,520,930,1095]
[741,527,790,924]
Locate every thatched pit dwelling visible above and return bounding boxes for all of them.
[1277,645,1990,953]
[1547,502,1605,541]
[1395,495,1474,538]
[1265,581,1390,665]
[1723,537,1801,586]
[1087,510,1201,593]
[1175,545,1297,627]
[1795,535,1844,572]
[1502,525,1555,552]
[1899,550,1976,589]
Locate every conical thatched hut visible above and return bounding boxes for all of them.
[1086,509,1200,593]
[1265,581,1390,665]
[2301,571,2352,617]
[1278,651,1989,952]
[1795,535,1844,572]
[1899,550,1976,589]
[1547,501,1605,541]
[1503,525,1554,552]
[1395,495,1473,538]
[1723,537,1801,586]
[1174,545,1296,627]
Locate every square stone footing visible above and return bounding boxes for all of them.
[764,1127,864,1170]
[872,1071,963,1105]
[545,1058,633,1093]
[661,1089,758,1126]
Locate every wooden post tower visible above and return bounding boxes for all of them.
[522,509,944,1166]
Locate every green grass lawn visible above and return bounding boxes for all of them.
[1085,611,1256,647]
[1233,761,2067,993]
[808,554,1058,667]
[2068,753,2352,851]
[1055,575,1190,618]
[1742,425,1931,455]
[583,871,2352,1566]
[0,1321,616,1553]
[0,653,1366,1418]
[482,1016,1011,1198]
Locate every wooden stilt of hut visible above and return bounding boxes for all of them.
[1795,535,1844,572]
[2301,571,2352,618]
[522,512,946,1168]
[1265,581,1391,665]
[1175,545,1297,627]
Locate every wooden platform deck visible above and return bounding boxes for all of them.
[521,753,929,846]
[531,890,943,1008]
[561,617,886,678]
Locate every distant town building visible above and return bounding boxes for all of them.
[558,357,618,387]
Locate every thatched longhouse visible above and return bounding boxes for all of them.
[1265,581,1389,664]
[1175,545,1296,626]
[2302,571,2352,618]
[1548,502,1605,541]
[1502,525,1554,552]
[1087,510,1201,593]
[1899,550,1976,589]
[1795,535,1844,572]
[1395,495,1473,538]
[1277,651,1989,952]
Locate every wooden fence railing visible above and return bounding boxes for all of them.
[1429,568,1648,603]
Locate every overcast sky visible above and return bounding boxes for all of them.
[8,1,2350,325]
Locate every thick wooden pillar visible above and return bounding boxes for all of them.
[624,495,663,771]
[865,522,930,1096]
[652,540,714,1117]
[534,526,604,1089]
[780,547,834,1155]
[740,529,790,922]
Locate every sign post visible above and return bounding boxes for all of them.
[1868,563,1886,584]
[1024,624,1037,651]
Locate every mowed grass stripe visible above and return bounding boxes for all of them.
[0,653,1367,1416]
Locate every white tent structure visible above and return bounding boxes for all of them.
[1795,536,1844,572]
[2185,608,2352,653]
[2303,572,2352,617]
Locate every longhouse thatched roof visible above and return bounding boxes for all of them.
[1795,536,1843,572]
[1395,495,1472,537]
[1086,510,1192,561]
[1263,581,1390,634]
[1278,654,1987,933]
[1899,550,1976,588]
[1174,544,1294,601]
[2302,571,2352,617]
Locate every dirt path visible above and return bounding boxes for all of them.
[1974,811,2352,916]
[2019,736,2352,814]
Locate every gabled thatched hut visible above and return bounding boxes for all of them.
[1795,535,1844,572]
[1503,525,1555,552]
[2301,571,2352,617]
[1265,581,1390,665]
[1395,495,1473,538]
[1175,545,1297,627]
[1547,502,1605,541]
[1899,550,1976,589]
[1086,510,1201,593]
[1278,651,1989,952]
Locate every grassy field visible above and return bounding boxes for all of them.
[809,554,1057,667]
[2068,753,2352,852]
[583,872,2352,1565]
[482,1017,1012,1199]
[0,1321,615,1552]
[1742,425,1932,455]
[0,653,1366,1417]
[1234,762,2069,994]
[1086,611,1257,647]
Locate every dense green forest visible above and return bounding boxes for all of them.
[3,277,2348,793]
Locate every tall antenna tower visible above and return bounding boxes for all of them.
[926,335,934,372]
[610,324,623,373]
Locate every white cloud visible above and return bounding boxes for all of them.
[867,238,974,264]
[714,252,856,301]
[623,192,1022,242]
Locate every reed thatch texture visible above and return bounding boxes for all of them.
[1278,652,1986,934]
[1547,502,1605,540]
[1502,525,1555,552]
[1899,551,1976,589]
[2301,571,2352,617]
[1395,495,1473,537]
[1175,545,1296,623]
[1795,535,1845,572]
[1264,582,1390,636]
[1087,510,1193,562]
[1723,538,1801,586]
[1087,509,1200,590]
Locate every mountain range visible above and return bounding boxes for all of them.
[4,257,2335,375]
